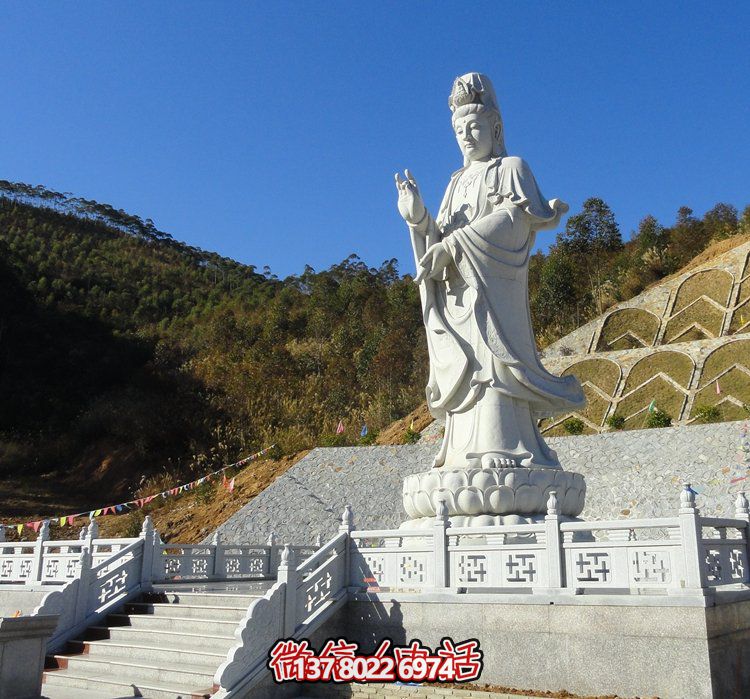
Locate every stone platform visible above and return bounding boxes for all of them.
[214,420,750,545]
[304,592,750,699]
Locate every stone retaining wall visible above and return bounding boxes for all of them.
[215,420,749,546]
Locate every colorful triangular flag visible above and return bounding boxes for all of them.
[648,399,656,413]
[716,381,721,395]
[228,477,235,493]
[336,420,345,435]
[361,424,368,437]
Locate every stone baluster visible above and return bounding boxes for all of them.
[677,483,707,593]
[139,516,156,590]
[277,545,298,637]
[543,491,564,591]
[74,546,92,627]
[432,500,449,589]
[267,532,277,577]
[211,530,225,579]
[339,505,354,589]
[29,521,50,585]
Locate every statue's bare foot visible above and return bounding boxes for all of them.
[480,454,517,469]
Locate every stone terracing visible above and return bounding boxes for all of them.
[539,239,750,434]
[214,419,750,546]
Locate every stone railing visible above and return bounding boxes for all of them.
[213,511,352,698]
[0,520,138,586]
[0,517,320,653]
[348,486,750,596]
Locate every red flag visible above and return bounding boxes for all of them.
[336,420,344,435]
[228,477,235,493]
[31,521,41,533]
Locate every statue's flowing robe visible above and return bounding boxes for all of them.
[411,156,584,464]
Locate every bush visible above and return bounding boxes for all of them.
[320,433,347,447]
[403,427,421,444]
[646,408,672,428]
[694,404,721,423]
[563,417,585,435]
[359,430,378,445]
[606,414,625,430]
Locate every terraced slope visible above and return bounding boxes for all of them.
[540,240,750,435]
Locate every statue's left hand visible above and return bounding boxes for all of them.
[415,243,451,284]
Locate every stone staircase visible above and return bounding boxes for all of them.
[42,581,273,699]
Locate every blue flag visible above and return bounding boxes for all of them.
[361,424,368,437]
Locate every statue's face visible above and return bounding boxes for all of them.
[453,111,495,162]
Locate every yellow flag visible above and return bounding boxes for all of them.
[94,509,102,517]
[59,516,66,527]
[16,524,23,535]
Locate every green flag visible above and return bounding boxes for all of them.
[648,399,656,413]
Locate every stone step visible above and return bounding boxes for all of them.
[125,600,250,621]
[42,669,213,699]
[107,611,240,634]
[49,654,215,689]
[146,590,266,608]
[67,638,228,667]
[85,624,236,652]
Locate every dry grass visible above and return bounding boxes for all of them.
[672,269,733,313]
[625,351,694,390]
[664,298,724,343]
[700,340,750,386]
[375,402,434,445]
[562,358,621,395]
[596,308,659,351]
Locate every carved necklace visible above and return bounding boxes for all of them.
[458,167,482,197]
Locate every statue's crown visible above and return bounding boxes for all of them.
[449,78,482,111]
[448,73,500,116]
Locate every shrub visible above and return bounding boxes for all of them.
[605,414,626,430]
[320,433,347,447]
[194,481,216,505]
[359,430,378,446]
[403,427,421,444]
[694,404,721,423]
[646,408,672,428]
[563,417,585,435]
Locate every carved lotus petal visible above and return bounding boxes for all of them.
[503,471,517,489]
[473,514,497,527]
[455,486,484,515]
[470,470,498,491]
[422,471,442,493]
[514,484,541,513]
[485,485,515,514]
[443,470,468,492]
[403,495,420,519]
[529,469,554,489]
[562,487,580,515]
[413,490,434,516]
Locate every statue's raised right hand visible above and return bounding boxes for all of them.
[395,169,426,226]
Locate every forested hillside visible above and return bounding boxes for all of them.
[0,180,748,504]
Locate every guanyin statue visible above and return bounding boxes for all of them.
[395,73,586,526]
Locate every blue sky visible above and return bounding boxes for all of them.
[1,2,748,278]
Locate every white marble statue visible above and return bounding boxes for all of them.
[395,73,586,525]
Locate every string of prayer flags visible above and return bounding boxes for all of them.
[5,443,276,536]
[336,420,345,435]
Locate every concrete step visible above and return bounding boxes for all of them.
[49,654,215,690]
[85,625,236,652]
[125,600,250,621]
[67,638,228,667]
[43,669,213,699]
[147,590,267,608]
[107,612,240,634]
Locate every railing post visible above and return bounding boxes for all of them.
[29,520,50,585]
[267,532,276,577]
[543,491,563,591]
[677,483,707,593]
[315,533,322,548]
[432,500,449,589]
[339,505,354,588]
[735,492,750,577]
[74,546,92,626]
[0,525,5,543]
[139,516,155,591]
[277,545,298,637]
[212,531,225,579]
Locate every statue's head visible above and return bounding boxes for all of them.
[449,73,506,164]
